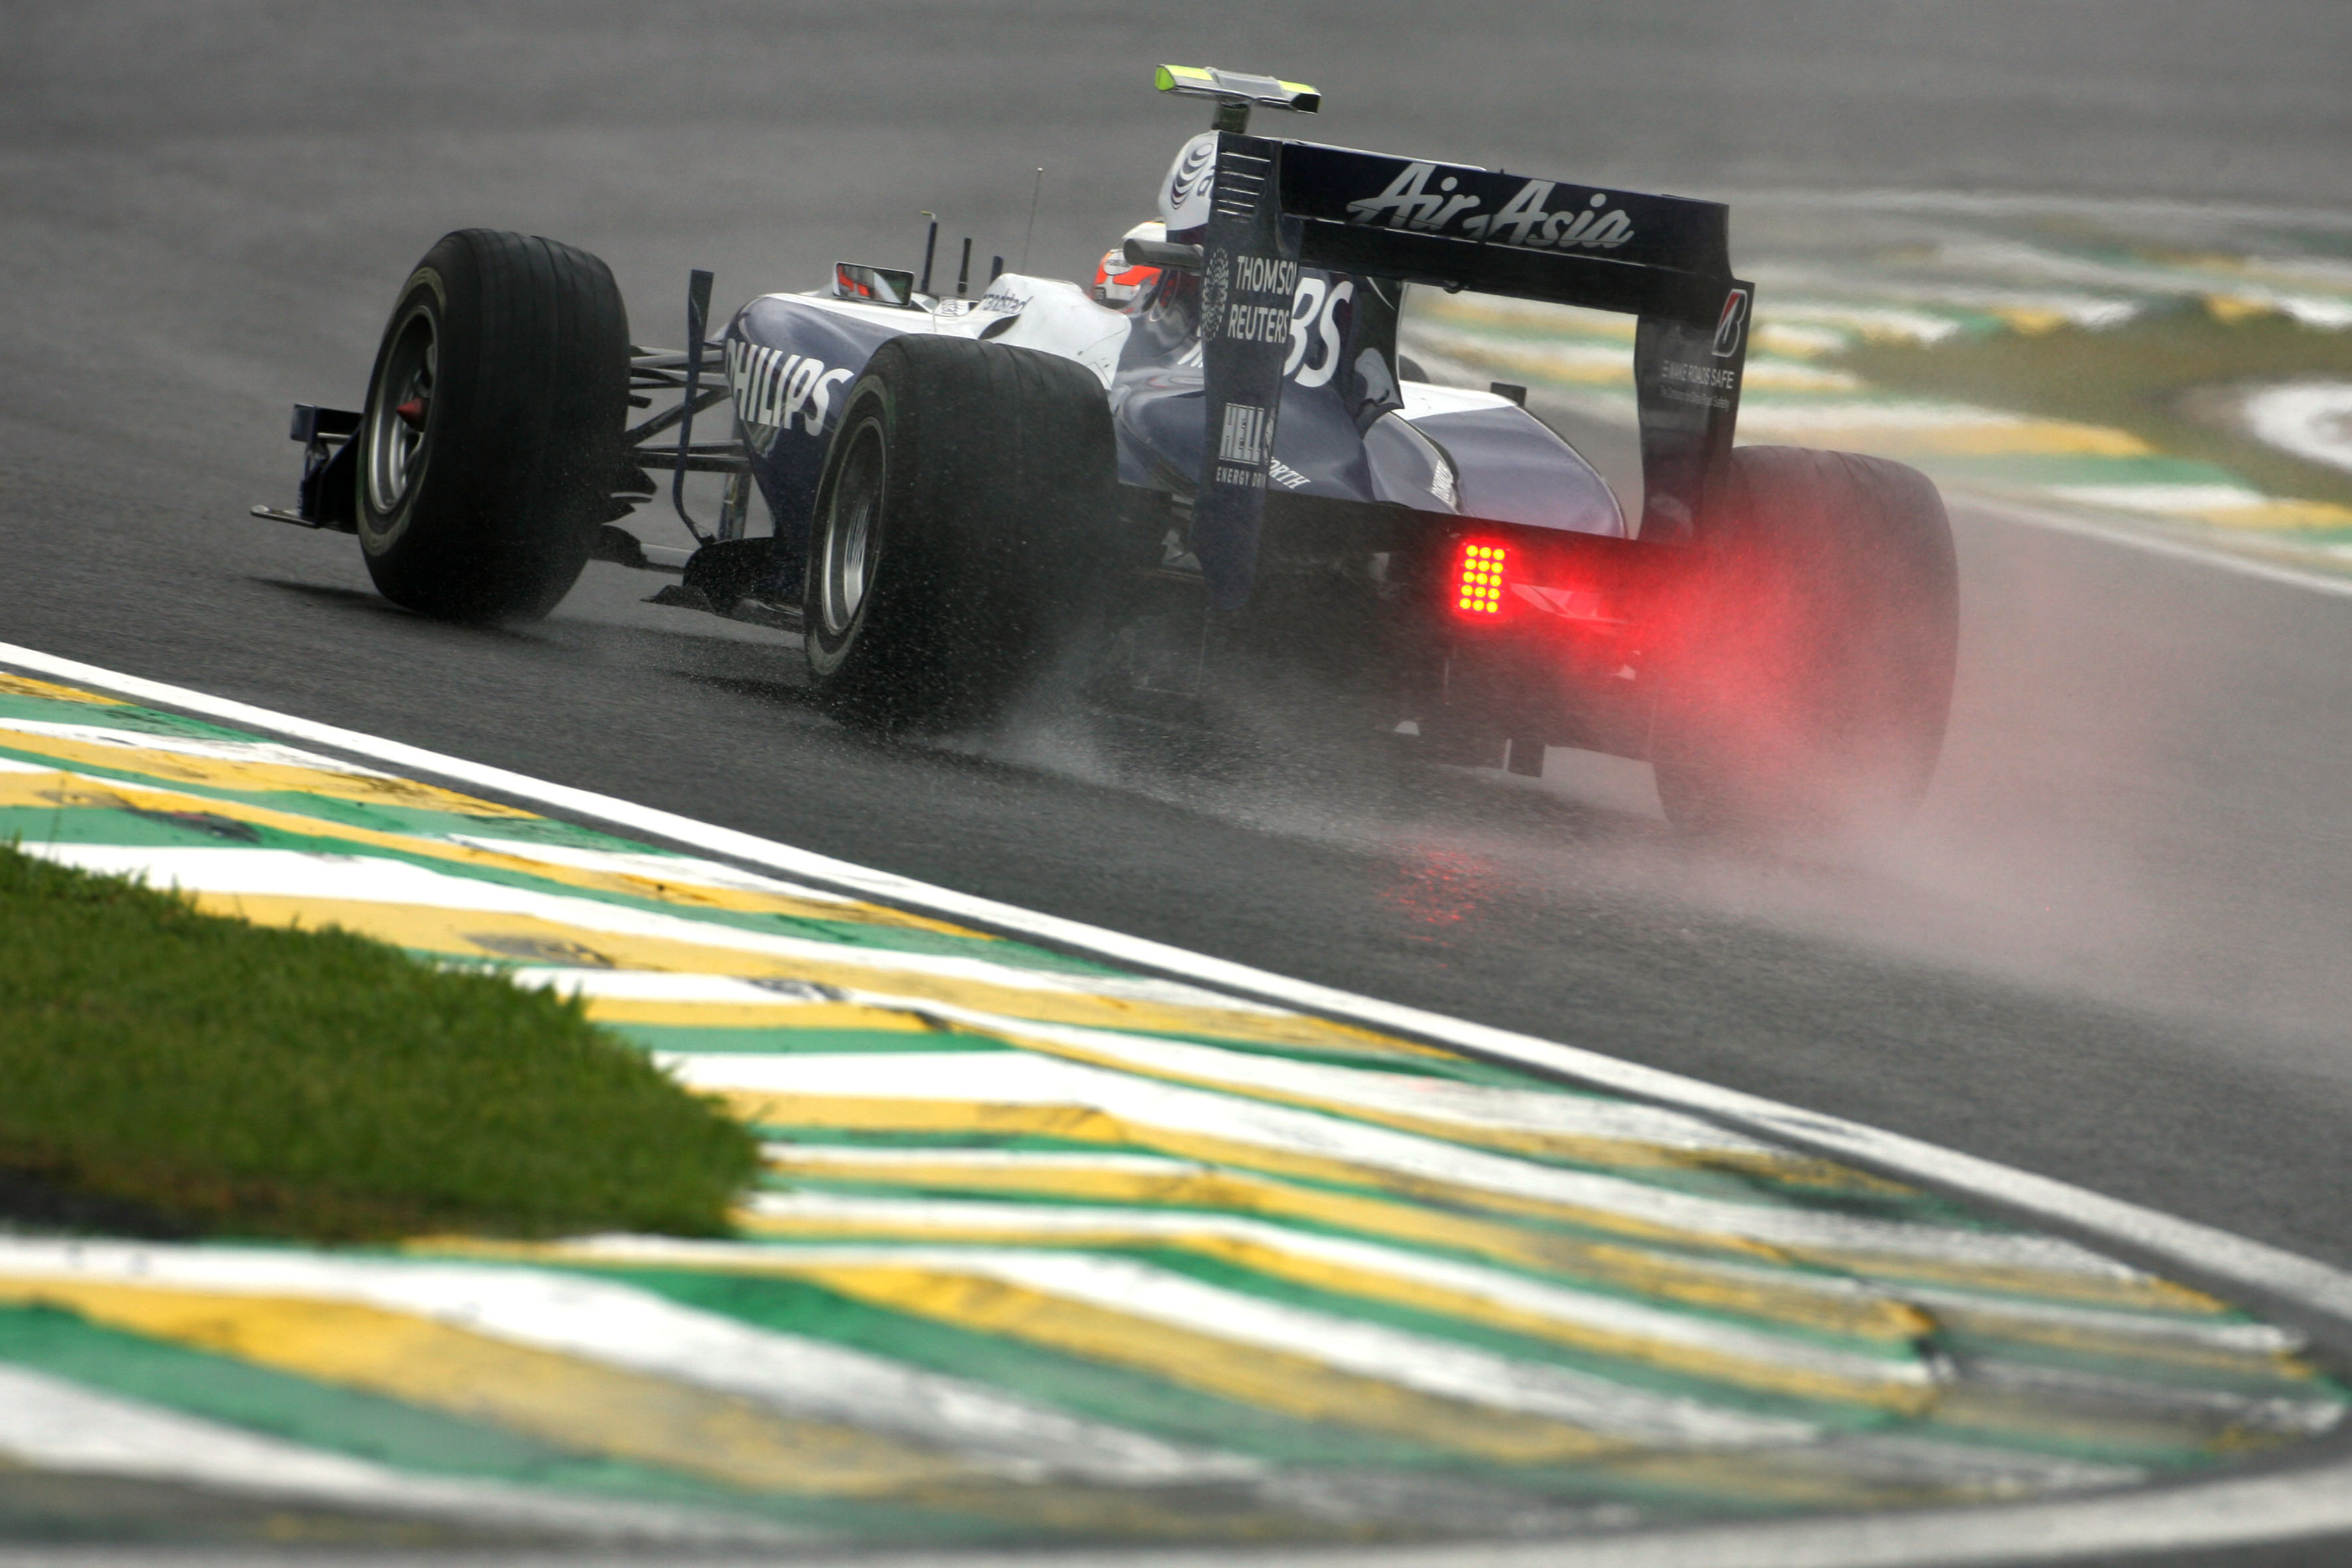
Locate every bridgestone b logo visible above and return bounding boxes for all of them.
[1712,286,1751,358]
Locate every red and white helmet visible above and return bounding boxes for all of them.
[1093,219,1168,309]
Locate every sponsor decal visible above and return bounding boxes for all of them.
[1163,133,1218,228]
[726,341,854,447]
[1221,301,1293,345]
[1284,276,1352,388]
[1659,359,1738,392]
[1344,164,1635,253]
[1267,457,1310,490]
[1712,285,1751,358]
[1214,400,1271,489]
[1231,253,1298,296]
[932,299,976,319]
[977,283,1032,315]
[1199,248,1231,342]
[1217,401,1269,465]
[1654,362,1734,412]
[1211,252,1300,347]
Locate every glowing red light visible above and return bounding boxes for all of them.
[1453,540,1509,616]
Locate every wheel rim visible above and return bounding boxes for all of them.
[364,303,437,518]
[820,420,884,637]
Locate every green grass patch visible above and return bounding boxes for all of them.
[0,842,757,1241]
[1836,306,2352,510]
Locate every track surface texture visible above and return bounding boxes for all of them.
[5,6,2352,1562]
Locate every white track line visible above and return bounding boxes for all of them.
[1954,491,2352,599]
[7,641,2352,1565]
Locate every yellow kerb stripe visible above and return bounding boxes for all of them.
[0,731,534,817]
[587,997,940,1034]
[758,1149,1931,1341]
[426,1245,1973,1510]
[170,893,1402,1054]
[761,1263,1623,1464]
[0,673,125,705]
[0,1277,1328,1538]
[0,772,966,935]
[0,1279,969,1496]
[738,1095,2219,1312]
[736,1217,1924,1409]
[975,1024,1907,1192]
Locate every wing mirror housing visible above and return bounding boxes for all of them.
[1123,236,1205,272]
[832,262,918,307]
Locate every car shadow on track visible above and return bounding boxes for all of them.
[254,578,550,645]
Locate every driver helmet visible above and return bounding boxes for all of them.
[1093,219,1167,309]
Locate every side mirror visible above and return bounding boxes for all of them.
[832,262,918,307]
[1123,237,1206,272]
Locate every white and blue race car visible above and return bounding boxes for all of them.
[260,65,1957,835]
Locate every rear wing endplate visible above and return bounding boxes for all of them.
[1192,134,1753,608]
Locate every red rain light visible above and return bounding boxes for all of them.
[1453,540,1510,617]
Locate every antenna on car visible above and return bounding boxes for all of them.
[917,212,937,296]
[1152,64,1320,133]
[1021,167,1043,273]
[956,237,972,297]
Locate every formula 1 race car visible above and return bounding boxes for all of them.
[258,65,1957,836]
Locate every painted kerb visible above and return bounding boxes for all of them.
[0,645,2347,1563]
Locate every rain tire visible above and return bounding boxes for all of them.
[802,335,1117,732]
[355,229,629,623]
[1652,445,1959,839]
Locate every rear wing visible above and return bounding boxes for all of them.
[1192,133,1753,608]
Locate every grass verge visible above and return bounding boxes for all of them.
[0,842,757,1241]
[1837,305,2352,510]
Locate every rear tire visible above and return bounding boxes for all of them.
[1652,446,1958,838]
[355,230,629,623]
[803,335,1116,731]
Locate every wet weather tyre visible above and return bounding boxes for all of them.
[802,335,1117,731]
[1652,446,1959,838]
[354,229,629,623]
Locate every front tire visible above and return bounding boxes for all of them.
[355,230,629,623]
[803,335,1116,731]
[1652,446,1959,838]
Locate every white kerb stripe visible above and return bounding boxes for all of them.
[528,1237,1815,1449]
[667,1051,2130,1273]
[13,843,1269,1013]
[740,1192,1935,1388]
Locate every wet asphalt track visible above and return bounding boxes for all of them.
[5,9,2352,1557]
